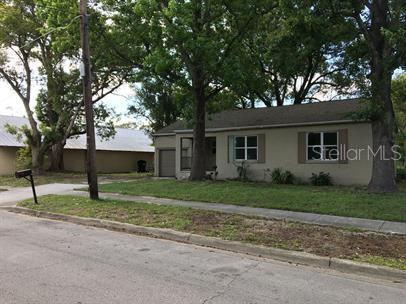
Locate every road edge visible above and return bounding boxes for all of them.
[2,206,405,283]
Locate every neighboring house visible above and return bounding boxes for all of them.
[0,115,154,175]
[153,99,374,185]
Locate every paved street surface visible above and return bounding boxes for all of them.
[0,183,84,206]
[0,211,404,304]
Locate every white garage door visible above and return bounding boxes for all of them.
[159,149,176,177]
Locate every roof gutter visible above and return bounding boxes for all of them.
[153,119,364,136]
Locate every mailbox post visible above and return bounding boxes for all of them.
[15,169,38,204]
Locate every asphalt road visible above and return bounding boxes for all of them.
[0,211,404,304]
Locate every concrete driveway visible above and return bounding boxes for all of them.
[0,211,404,304]
[0,183,84,206]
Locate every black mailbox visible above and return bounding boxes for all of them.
[15,169,38,204]
[15,169,32,179]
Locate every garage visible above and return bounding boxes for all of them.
[159,149,175,177]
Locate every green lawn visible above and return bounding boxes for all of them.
[18,195,406,270]
[98,179,406,222]
[0,172,152,188]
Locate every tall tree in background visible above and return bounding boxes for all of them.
[128,78,182,135]
[239,0,356,107]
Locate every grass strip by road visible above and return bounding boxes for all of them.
[0,172,152,188]
[18,195,406,270]
[98,179,406,222]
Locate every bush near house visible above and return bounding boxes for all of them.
[397,167,406,181]
[271,168,295,184]
[310,172,332,186]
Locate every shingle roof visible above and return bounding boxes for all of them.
[0,115,154,153]
[155,99,364,135]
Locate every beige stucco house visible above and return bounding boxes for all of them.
[153,100,373,185]
[0,115,154,175]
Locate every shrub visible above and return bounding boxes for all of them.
[236,161,249,181]
[396,167,406,181]
[271,168,295,184]
[16,146,32,170]
[310,172,332,186]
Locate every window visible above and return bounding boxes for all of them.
[235,136,258,160]
[307,132,338,161]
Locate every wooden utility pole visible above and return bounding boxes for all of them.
[79,0,99,199]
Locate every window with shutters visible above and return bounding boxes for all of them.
[307,132,339,161]
[234,136,258,160]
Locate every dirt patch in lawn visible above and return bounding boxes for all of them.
[187,214,406,261]
[242,219,405,259]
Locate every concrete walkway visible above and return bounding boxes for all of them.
[70,191,406,235]
[0,183,84,206]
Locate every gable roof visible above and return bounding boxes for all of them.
[0,115,154,153]
[155,99,364,135]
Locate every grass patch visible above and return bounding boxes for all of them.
[18,195,406,270]
[98,179,406,222]
[354,256,406,271]
[0,172,152,188]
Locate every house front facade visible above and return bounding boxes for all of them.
[153,100,374,185]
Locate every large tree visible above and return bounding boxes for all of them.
[335,0,405,192]
[0,0,51,173]
[105,0,265,180]
[0,0,129,172]
[34,0,130,171]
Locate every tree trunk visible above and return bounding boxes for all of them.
[49,141,65,171]
[369,120,397,192]
[189,85,207,181]
[367,0,397,192]
[31,146,45,175]
[368,68,397,192]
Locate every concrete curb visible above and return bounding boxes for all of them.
[2,206,405,283]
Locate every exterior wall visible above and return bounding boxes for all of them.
[63,150,154,173]
[154,135,176,176]
[96,151,154,173]
[63,150,86,172]
[155,122,373,185]
[0,147,154,175]
[0,146,18,175]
